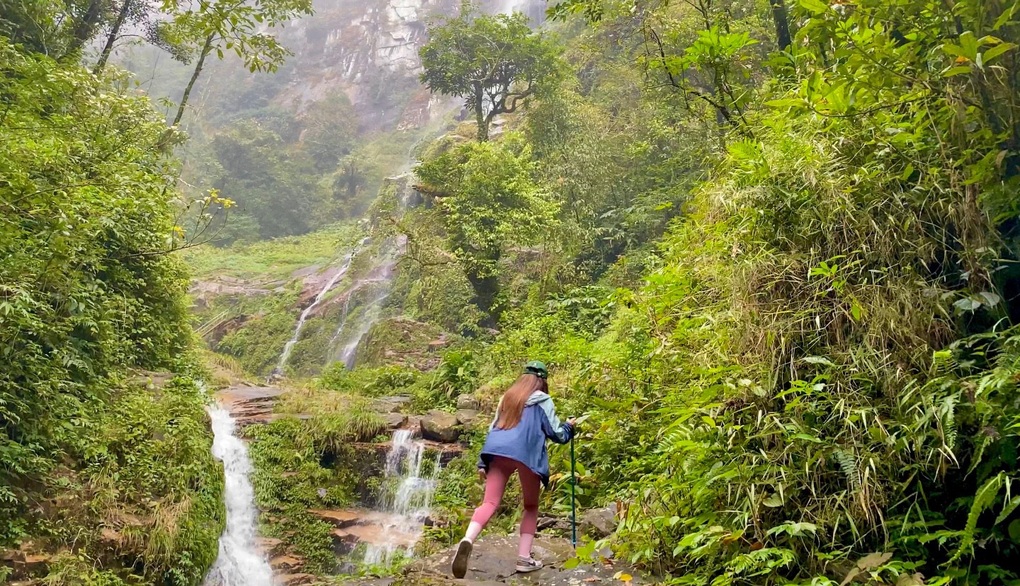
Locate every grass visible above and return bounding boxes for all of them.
[181,221,364,282]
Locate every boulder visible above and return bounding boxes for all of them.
[382,413,408,430]
[455,409,480,427]
[580,504,619,538]
[456,394,480,410]
[420,410,461,443]
[374,396,411,413]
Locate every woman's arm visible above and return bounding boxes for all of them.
[539,398,574,444]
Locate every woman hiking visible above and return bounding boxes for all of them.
[451,360,575,579]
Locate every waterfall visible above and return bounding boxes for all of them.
[274,237,368,377]
[204,406,274,586]
[362,430,441,566]
[327,233,407,369]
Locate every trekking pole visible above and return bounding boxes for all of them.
[570,432,577,549]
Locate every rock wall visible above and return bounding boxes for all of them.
[273,0,546,130]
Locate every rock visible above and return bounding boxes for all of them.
[0,549,24,563]
[270,555,304,572]
[278,573,316,586]
[382,413,408,429]
[537,515,571,532]
[98,527,122,548]
[580,504,619,538]
[374,396,411,413]
[455,409,480,426]
[20,553,50,578]
[399,534,645,585]
[309,509,362,528]
[456,394,480,410]
[331,528,360,553]
[258,537,286,558]
[420,410,461,443]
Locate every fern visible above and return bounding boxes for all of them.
[950,473,1005,563]
[833,448,859,491]
[931,349,955,377]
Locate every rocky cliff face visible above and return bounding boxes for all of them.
[273,0,546,130]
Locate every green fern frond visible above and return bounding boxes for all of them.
[833,448,859,491]
[932,349,955,377]
[941,395,957,451]
[950,472,1004,563]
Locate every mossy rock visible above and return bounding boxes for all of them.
[355,317,447,370]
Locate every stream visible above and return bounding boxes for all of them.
[363,429,441,565]
[203,405,274,586]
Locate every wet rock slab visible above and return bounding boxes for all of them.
[349,535,645,586]
[217,385,285,427]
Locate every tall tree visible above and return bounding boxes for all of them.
[416,137,558,319]
[155,0,313,128]
[93,0,150,74]
[419,9,560,141]
[769,0,791,51]
[301,91,358,171]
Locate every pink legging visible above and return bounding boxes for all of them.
[471,455,541,536]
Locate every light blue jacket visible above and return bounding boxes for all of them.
[477,390,574,487]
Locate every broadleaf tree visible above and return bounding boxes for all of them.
[419,9,561,141]
[155,0,313,128]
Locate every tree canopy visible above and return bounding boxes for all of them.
[419,10,560,141]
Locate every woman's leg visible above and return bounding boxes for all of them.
[516,463,542,558]
[465,456,514,542]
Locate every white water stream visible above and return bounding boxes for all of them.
[362,430,441,565]
[327,234,407,369]
[203,406,274,586]
[273,262,351,376]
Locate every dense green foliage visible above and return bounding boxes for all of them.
[67,0,1020,582]
[246,390,386,573]
[400,0,1020,584]
[0,33,223,584]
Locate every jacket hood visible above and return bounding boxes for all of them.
[526,390,551,406]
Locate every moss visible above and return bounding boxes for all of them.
[354,317,446,370]
[214,289,301,377]
[245,391,392,576]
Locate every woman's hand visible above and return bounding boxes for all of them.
[478,468,487,482]
[567,417,576,427]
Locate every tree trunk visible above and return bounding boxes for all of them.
[62,0,105,60]
[171,34,214,128]
[769,0,792,51]
[466,269,501,324]
[94,0,132,75]
[473,85,488,141]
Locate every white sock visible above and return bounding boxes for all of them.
[464,521,483,543]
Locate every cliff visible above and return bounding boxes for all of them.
[270,0,547,131]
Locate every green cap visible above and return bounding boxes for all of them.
[524,360,548,379]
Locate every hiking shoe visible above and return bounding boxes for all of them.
[452,539,472,579]
[516,556,544,573]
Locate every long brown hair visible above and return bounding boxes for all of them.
[494,374,548,430]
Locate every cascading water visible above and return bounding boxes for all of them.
[327,233,408,369]
[204,406,274,586]
[273,238,369,377]
[362,430,441,565]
